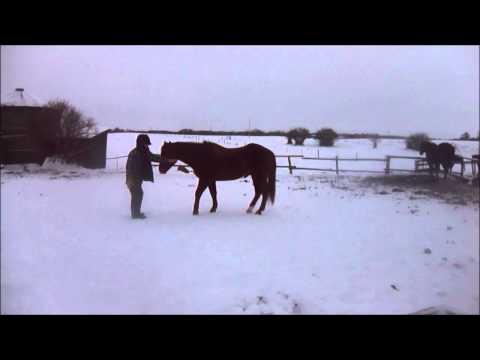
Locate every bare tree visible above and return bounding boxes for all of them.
[406,132,430,150]
[46,99,97,139]
[315,128,338,147]
[46,99,98,160]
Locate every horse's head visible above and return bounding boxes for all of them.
[160,141,177,161]
[419,141,431,156]
[158,159,176,174]
[159,142,177,174]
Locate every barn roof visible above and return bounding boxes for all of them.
[2,89,43,107]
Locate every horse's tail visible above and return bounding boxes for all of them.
[268,154,276,205]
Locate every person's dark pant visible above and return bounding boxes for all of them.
[127,179,144,218]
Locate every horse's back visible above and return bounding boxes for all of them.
[438,142,455,154]
[245,142,274,155]
[198,142,275,180]
[210,142,274,159]
[438,142,456,161]
[245,143,276,162]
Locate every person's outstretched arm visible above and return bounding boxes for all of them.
[147,149,162,162]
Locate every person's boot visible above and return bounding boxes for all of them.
[131,203,146,219]
[131,188,146,219]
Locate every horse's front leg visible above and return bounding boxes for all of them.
[428,161,435,178]
[208,181,218,213]
[193,178,208,215]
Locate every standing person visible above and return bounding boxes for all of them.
[126,134,162,219]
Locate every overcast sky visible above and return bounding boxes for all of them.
[1,45,478,138]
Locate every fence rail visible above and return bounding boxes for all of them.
[275,154,479,177]
[106,153,479,177]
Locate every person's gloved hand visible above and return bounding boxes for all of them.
[177,165,189,174]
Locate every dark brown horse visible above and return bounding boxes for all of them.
[160,141,276,215]
[419,141,456,179]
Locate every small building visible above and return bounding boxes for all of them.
[1,89,108,168]
[1,89,62,165]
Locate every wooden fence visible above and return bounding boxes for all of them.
[106,154,479,178]
[277,154,478,177]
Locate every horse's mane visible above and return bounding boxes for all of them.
[169,141,225,152]
[170,141,241,154]
[171,141,217,146]
[170,141,208,147]
[202,141,226,149]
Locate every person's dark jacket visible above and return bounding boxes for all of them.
[126,147,162,183]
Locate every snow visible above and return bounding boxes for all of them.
[1,134,479,314]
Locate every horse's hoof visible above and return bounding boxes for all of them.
[210,208,217,213]
[193,211,199,216]
[246,208,253,214]
[255,211,262,215]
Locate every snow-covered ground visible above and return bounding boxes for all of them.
[1,134,479,314]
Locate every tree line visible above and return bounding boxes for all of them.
[41,98,478,152]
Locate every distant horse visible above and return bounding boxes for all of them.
[419,141,440,178]
[419,141,456,179]
[160,141,277,215]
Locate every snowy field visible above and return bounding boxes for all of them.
[1,134,479,314]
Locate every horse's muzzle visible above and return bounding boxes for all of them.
[158,159,177,174]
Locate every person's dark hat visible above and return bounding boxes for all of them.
[136,134,151,147]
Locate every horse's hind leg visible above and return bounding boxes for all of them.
[208,181,218,213]
[247,174,261,213]
[193,178,208,215]
[255,177,269,215]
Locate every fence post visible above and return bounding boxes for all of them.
[287,156,293,175]
[116,159,118,171]
[335,156,339,175]
[385,156,390,175]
